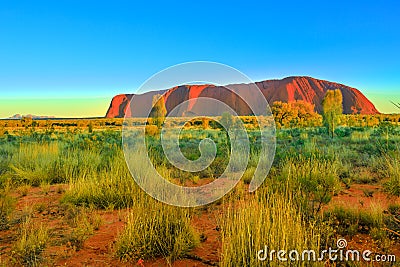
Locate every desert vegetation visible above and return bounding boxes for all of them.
[0,113,399,266]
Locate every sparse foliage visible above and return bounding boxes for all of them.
[149,94,167,128]
[322,89,343,137]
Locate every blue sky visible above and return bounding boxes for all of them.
[0,0,399,117]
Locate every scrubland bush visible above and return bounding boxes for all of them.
[64,206,102,251]
[350,130,371,142]
[324,203,384,237]
[115,200,197,262]
[61,154,137,209]
[221,192,321,267]
[12,219,49,266]
[270,155,341,218]
[384,152,400,197]
[0,185,15,230]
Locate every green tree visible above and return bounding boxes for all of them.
[220,112,235,131]
[149,94,167,129]
[88,122,94,133]
[220,112,237,151]
[322,89,343,137]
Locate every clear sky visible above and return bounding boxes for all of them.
[0,0,399,118]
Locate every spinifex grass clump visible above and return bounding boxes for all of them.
[61,152,137,209]
[350,130,371,142]
[270,155,341,218]
[0,143,13,177]
[384,151,400,197]
[220,191,321,267]
[64,205,102,251]
[3,131,122,187]
[0,184,15,230]
[324,203,385,237]
[12,219,49,266]
[115,199,198,262]
[9,143,60,186]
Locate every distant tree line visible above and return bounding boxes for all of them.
[1,90,399,136]
[271,90,400,131]
[0,118,125,130]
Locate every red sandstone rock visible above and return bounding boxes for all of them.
[105,76,379,118]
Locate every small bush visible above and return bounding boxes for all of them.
[242,166,256,185]
[34,203,47,213]
[334,126,351,137]
[272,155,341,217]
[40,182,50,195]
[115,201,197,262]
[12,220,49,266]
[221,192,321,267]
[350,130,371,142]
[324,203,384,236]
[17,184,30,197]
[0,185,15,230]
[384,154,400,197]
[61,154,137,209]
[65,207,101,251]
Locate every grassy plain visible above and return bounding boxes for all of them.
[0,116,399,266]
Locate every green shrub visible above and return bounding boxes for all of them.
[0,185,15,230]
[65,207,101,251]
[12,220,49,266]
[272,155,341,217]
[384,153,400,196]
[324,203,384,236]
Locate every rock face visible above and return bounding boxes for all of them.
[106,76,379,118]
